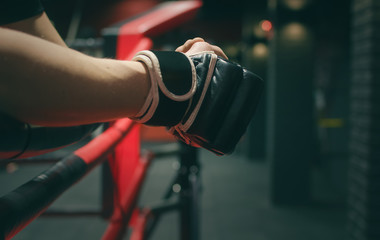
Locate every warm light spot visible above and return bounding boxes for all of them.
[252,43,269,58]
[260,20,273,32]
[6,163,18,173]
[282,22,307,41]
[253,20,273,38]
[282,0,310,10]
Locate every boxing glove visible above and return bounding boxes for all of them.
[132,50,263,155]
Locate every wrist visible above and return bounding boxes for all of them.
[130,61,152,117]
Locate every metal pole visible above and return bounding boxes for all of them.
[178,142,200,240]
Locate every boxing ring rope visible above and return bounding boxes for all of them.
[0,1,202,239]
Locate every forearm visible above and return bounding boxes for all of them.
[0,28,150,126]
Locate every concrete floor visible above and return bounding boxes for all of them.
[0,143,346,240]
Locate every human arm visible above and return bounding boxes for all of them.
[0,27,150,126]
[0,24,262,157]
[0,1,261,157]
[0,28,228,127]
[0,1,150,126]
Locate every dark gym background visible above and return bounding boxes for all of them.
[1,0,379,239]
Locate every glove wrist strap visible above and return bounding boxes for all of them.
[131,50,197,126]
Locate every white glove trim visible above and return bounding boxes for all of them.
[131,54,158,122]
[178,53,218,132]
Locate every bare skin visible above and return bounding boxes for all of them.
[0,12,227,127]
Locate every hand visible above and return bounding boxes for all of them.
[176,37,228,60]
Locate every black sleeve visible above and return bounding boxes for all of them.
[0,0,44,25]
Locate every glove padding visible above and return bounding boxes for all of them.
[132,50,263,155]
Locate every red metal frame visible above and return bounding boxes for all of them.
[100,2,202,238]
[129,208,152,240]
[116,0,202,60]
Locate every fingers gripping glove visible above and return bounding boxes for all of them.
[132,50,264,155]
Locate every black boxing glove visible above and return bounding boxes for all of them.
[132,50,263,155]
